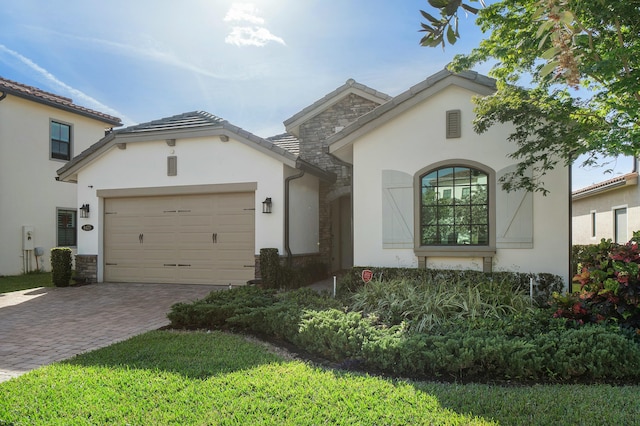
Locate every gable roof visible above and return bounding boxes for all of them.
[0,76,121,126]
[57,111,334,183]
[327,69,497,160]
[283,78,391,136]
[572,171,638,200]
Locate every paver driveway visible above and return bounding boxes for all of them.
[0,282,220,383]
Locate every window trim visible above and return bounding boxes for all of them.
[590,210,597,239]
[56,208,78,247]
[50,119,73,162]
[413,159,496,258]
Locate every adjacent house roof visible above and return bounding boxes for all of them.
[57,111,334,183]
[328,69,497,161]
[283,78,391,137]
[0,76,122,126]
[572,172,639,200]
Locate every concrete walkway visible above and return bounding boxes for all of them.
[0,283,220,383]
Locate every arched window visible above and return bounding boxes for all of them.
[419,166,489,246]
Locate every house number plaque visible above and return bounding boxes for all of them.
[81,224,94,231]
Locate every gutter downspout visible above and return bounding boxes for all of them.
[568,162,573,293]
[285,170,305,267]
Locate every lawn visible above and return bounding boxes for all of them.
[1,331,638,425]
[0,272,52,294]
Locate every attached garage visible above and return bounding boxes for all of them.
[103,192,254,285]
[57,111,334,285]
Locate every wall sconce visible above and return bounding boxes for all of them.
[79,204,90,218]
[262,197,272,214]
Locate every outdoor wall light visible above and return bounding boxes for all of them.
[79,204,90,218]
[262,197,272,214]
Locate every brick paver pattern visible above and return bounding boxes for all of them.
[0,283,220,383]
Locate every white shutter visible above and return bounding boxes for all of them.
[382,170,414,248]
[495,165,533,248]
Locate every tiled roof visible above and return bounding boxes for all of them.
[572,172,638,199]
[116,110,225,134]
[0,76,121,126]
[266,133,300,155]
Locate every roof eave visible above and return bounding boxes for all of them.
[3,89,122,126]
[572,174,638,200]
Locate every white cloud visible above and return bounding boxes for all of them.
[224,3,264,25]
[225,26,285,47]
[0,43,131,123]
[224,2,285,47]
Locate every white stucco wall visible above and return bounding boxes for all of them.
[0,95,113,275]
[573,185,640,245]
[74,134,319,281]
[287,168,320,254]
[351,85,570,283]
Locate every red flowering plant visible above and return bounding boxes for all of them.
[553,232,640,331]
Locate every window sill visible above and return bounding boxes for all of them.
[414,246,496,258]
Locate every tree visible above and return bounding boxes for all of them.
[420,0,640,193]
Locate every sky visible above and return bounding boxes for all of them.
[0,0,632,190]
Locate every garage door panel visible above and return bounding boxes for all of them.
[105,192,254,284]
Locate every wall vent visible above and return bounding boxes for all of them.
[446,109,461,139]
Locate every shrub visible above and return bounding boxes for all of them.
[168,286,277,329]
[50,247,72,287]
[293,309,382,361]
[338,267,563,307]
[554,232,640,330]
[348,276,534,332]
[259,248,328,290]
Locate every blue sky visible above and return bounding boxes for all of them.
[0,0,631,189]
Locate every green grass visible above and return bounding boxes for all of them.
[1,331,638,425]
[0,272,52,294]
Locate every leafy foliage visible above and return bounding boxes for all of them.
[338,266,563,307]
[420,0,640,192]
[554,232,640,330]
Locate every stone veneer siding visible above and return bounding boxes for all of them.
[75,254,97,284]
[298,93,382,267]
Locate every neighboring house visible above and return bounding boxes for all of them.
[58,69,571,286]
[572,160,639,245]
[0,77,121,276]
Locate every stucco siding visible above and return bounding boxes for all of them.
[350,85,570,282]
[0,95,112,275]
[573,185,640,245]
[287,168,320,254]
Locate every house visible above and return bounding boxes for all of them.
[59,70,571,286]
[0,77,121,276]
[572,159,639,245]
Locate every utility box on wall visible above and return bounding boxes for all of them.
[22,226,34,250]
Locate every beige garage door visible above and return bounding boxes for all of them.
[104,192,255,285]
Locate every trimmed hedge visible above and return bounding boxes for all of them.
[50,247,73,287]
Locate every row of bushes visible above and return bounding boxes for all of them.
[259,248,328,290]
[337,267,564,307]
[168,285,640,383]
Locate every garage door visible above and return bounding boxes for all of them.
[104,192,255,285]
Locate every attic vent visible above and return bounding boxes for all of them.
[167,156,177,176]
[446,109,461,139]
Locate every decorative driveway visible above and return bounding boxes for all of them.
[0,282,220,383]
